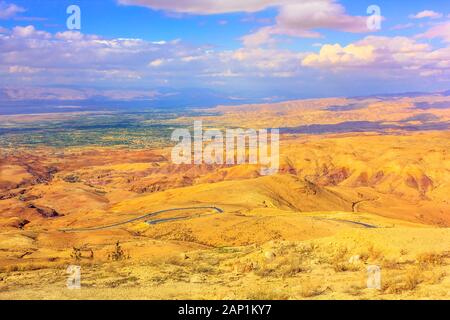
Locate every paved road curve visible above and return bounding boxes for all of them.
[313,217,377,228]
[60,206,224,233]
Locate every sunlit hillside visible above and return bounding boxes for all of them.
[1,95,449,299]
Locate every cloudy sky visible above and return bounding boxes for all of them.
[1,0,450,106]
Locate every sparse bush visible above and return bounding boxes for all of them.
[404,268,423,290]
[106,276,139,288]
[417,252,445,268]
[235,261,258,274]
[70,247,94,261]
[333,247,348,261]
[253,266,274,277]
[344,283,366,296]
[164,255,188,267]
[279,263,309,277]
[296,243,317,258]
[63,175,81,183]
[299,282,325,298]
[367,245,383,262]
[427,271,446,285]
[381,259,402,270]
[1,263,48,273]
[246,289,289,300]
[192,264,216,274]
[71,247,82,261]
[400,249,408,256]
[108,241,130,261]
[0,264,19,273]
[254,255,308,278]
[382,268,423,294]
[333,261,361,272]
[329,247,358,272]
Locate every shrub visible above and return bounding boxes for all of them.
[417,252,445,268]
[382,268,423,294]
[108,241,130,261]
[299,282,325,298]
[70,247,94,261]
[71,247,82,261]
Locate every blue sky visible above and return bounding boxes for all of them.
[1,0,450,105]
[5,0,449,48]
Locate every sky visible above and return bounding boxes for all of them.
[1,0,450,107]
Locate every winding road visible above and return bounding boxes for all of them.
[313,217,377,228]
[59,206,224,233]
[59,205,378,233]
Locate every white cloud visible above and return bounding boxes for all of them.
[0,1,25,19]
[302,43,375,67]
[410,10,443,20]
[2,20,450,95]
[120,0,370,45]
[272,1,368,36]
[117,0,286,14]
[148,58,165,67]
[301,35,450,80]
[12,25,50,38]
[8,65,41,74]
[180,55,205,62]
[0,26,192,85]
[241,0,370,47]
[416,21,450,43]
[230,47,305,72]
[241,26,275,47]
[390,23,414,31]
[0,24,308,90]
[151,40,167,45]
[55,31,92,41]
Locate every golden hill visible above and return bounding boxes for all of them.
[0,96,449,299]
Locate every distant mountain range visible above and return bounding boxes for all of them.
[0,87,449,115]
[0,87,275,115]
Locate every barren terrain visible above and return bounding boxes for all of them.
[0,94,449,300]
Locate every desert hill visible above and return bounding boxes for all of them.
[0,95,449,299]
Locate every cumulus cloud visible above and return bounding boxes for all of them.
[241,0,370,47]
[0,1,25,19]
[0,24,308,91]
[416,22,450,43]
[270,1,368,37]
[1,19,450,97]
[241,26,276,47]
[120,0,369,45]
[302,35,450,79]
[0,26,192,86]
[117,0,286,14]
[229,47,305,71]
[12,25,50,38]
[302,43,375,67]
[410,10,443,20]
[179,46,305,79]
